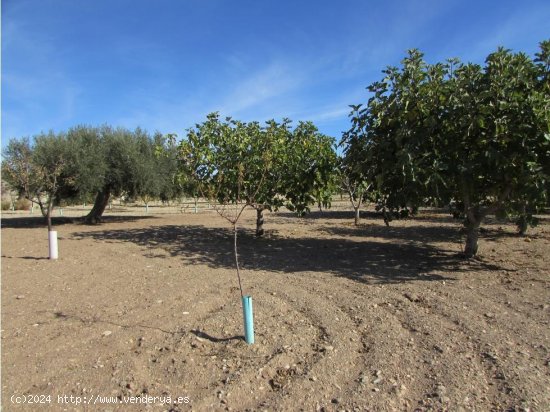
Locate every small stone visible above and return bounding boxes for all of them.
[484,312,494,319]
[15,295,25,300]
[372,388,380,392]
[373,378,382,385]
[322,345,334,352]
[182,312,190,315]
[404,292,419,302]
[331,398,339,404]
[435,384,447,397]
[524,237,532,242]
[102,331,112,337]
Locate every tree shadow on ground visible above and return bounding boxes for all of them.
[1,216,76,229]
[1,215,156,229]
[73,224,505,285]
[274,210,383,222]
[276,208,511,226]
[319,221,523,244]
[318,223,462,243]
[0,255,50,260]
[47,310,183,335]
[191,329,243,343]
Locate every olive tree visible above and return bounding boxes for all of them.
[2,133,71,231]
[84,127,178,223]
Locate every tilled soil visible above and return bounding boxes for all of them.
[1,207,549,411]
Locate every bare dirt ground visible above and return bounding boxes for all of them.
[2,205,549,411]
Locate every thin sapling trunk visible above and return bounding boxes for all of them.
[46,196,54,232]
[233,222,244,298]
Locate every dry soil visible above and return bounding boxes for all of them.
[1,205,549,411]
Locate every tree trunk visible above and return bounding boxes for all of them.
[256,208,265,237]
[85,187,111,224]
[517,204,528,235]
[464,218,481,258]
[46,196,53,232]
[37,200,48,218]
[354,207,360,226]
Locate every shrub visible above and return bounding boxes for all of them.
[15,198,31,211]
[1,200,12,210]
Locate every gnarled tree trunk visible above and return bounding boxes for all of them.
[85,187,111,224]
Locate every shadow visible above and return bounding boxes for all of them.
[275,208,550,229]
[72,224,505,285]
[273,210,383,222]
[318,223,462,243]
[1,216,76,229]
[1,215,156,229]
[1,255,50,260]
[191,329,244,343]
[275,208,456,220]
[87,215,158,224]
[49,311,182,335]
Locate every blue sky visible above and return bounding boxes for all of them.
[2,0,549,146]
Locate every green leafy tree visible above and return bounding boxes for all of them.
[177,113,338,237]
[345,41,549,257]
[84,127,177,223]
[153,132,185,205]
[2,132,72,231]
[174,113,337,297]
[280,121,338,219]
[62,125,107,204]
[338,159,373,226]
[340,107,377,225]
[2,138,43,212]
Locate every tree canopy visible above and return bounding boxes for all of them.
[342,40,550,256]
[174,113,338,235]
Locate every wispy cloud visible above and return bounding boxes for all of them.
[218,62,304,116]
[3,0,547,144]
